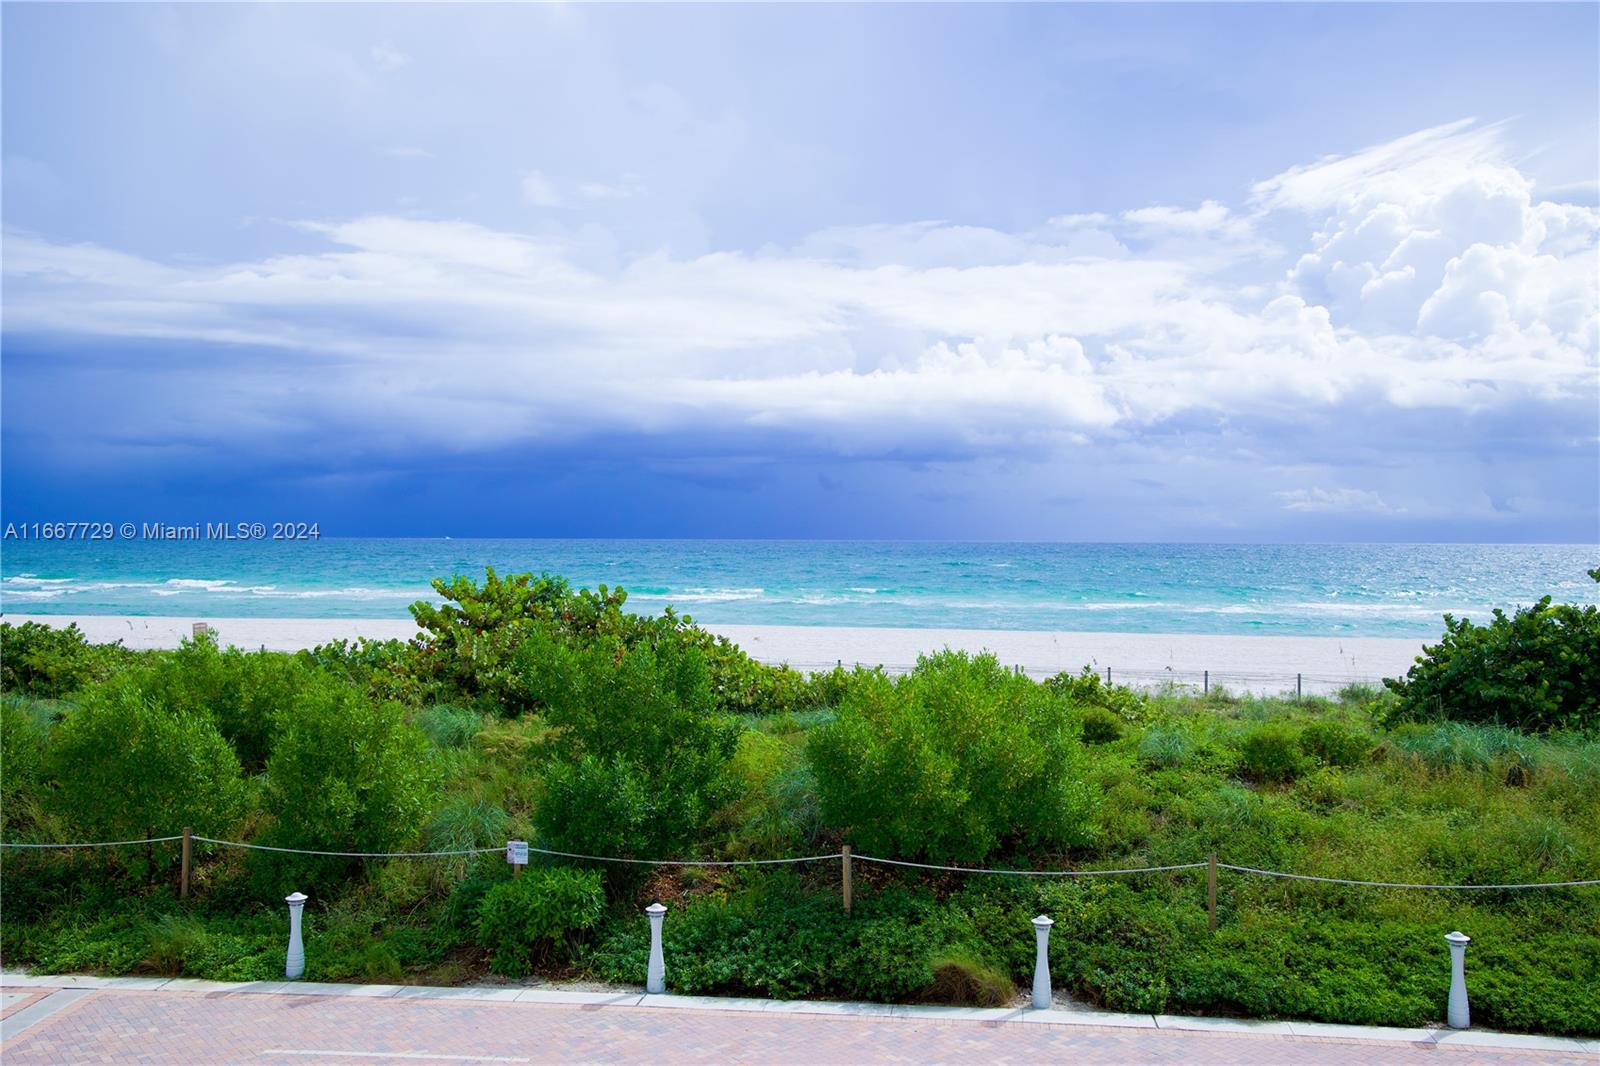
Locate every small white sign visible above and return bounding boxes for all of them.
[506,840,529,866]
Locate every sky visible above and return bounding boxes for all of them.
[3,3,1598,541]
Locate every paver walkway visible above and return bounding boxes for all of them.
[3,986,1598,1066]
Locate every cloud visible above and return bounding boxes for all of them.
[3,120,1595,486]
[382,146,432,159]
[1261,119,1598,359]
[576,174,644,201]
[1122,200,1248,239]
[1276,487,1397,514]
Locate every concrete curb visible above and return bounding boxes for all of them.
[2,970,1596,1057]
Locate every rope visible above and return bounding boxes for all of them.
[853,855,1209,876]
[0,835,184,849]
[191,837,501,858]
[522,845,842,867]
[1219,863,1600,890]
[190,837,842,866]
[5,837,1595,889]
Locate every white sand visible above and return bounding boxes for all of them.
[7,614,1424,695]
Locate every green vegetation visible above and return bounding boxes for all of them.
[475,867,605,977]
[253,677,438,895]
[1384,568,1600,732]
[47,687,246,868]
[0,621,132,699]
[526,626,740,863]
[808,651,1096,862]
[1,569,1597,1035]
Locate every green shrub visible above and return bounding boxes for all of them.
[804,665,857,710]
[46,687,246,865]
[298,637,426,705]
[0,622,131,699]
[474,866,604,977]
[1047,883,1185,1014]
[808,650,1097,863]
[1,696,51,836]
[679,628,814,716]
[588,886,955,1002]
[409,567,799,718]
[1046,666,1146,721]
[254,678,438,893]
[1080,706,1125,744]
[1384,571,1600,732]
[1299,721,1370,768]
[410,569,677,714]
[100,637,318,771]
[528,628,739,862]
[1239,722,1309,783]
[416,705,481,749]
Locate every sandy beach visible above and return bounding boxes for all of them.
[7,614,1424,695]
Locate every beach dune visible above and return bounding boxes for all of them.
[7,614,1423,695]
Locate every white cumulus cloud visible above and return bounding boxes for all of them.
[3,120,1595,488]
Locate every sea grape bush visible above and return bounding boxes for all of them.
[409,569,594,713]
[1384,569,1600,732]
[808,651,1098,862]
[0,621,131,699]
[407,567,820,718]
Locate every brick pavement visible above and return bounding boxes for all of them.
[3,988,1597,1066]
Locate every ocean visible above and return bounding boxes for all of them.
[2,540,1594,638]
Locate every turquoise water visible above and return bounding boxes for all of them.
[1,540,1594,637]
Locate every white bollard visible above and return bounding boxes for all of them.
[1031,915,1054,1010]
[645,902,667,995]
[285,892,307,979]
[1445,931,1470,1029]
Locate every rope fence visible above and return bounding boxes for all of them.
[0,835,186,849]
[5,835,1596,891]
[1215,863,1600,891]
[852,855,1210,877]
[12,837,1540,1021]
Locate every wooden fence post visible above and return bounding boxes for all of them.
[1207,852,1218,932]
[1297,673,1303,699]
[842,845,853,915]
[1203,670,1208,695]
[181,826,193,900]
